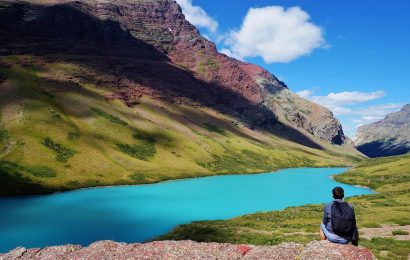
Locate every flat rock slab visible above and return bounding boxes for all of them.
[0,240,375,260]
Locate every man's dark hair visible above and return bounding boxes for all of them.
[332,186,344,199]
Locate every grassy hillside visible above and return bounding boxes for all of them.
[0,55,363,196]
[160,154,410,259]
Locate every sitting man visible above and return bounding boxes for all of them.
[320,186,358,246]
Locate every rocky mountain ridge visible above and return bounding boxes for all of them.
[0,0,346,146]
[0,0,363,197]
[355,104,410,157]
[0,240,375,260]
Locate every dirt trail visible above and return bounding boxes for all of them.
[360,225,410,240]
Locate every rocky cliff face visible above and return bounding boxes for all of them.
[0,0,346,147]
[355,104,410,157]
[0,240,375,260]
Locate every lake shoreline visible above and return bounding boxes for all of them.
[0,165,353,199]
[0,167,371,252]
[156,155,410,259]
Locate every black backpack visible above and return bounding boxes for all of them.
[331,201,355,236]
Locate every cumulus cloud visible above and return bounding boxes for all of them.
[354,103,403,117]
[176,0,218,33]
[298,89,386,114]
[351,104,403,125]
[349,103,403,138]
[296,89,314,99]
[315,90,385,106]
[352,116,379,124]
[222,6,325,63]
[219,48,237,59]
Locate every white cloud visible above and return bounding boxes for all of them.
[353,116,381,124]
[176,0,218,33]
[222,6,325,63]
[297,88,402,138]
[220,48,242,60]
[296,89,314,99]
[331,106,352,115]
[315,90,385,106]
[349,104,402,138]
[355,103,403,117]
[298,89,386,114]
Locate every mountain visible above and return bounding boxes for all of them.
[355,104,410,157]
[0,0,361,196]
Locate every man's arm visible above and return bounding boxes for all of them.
[351,205,359,246]
[322,204,328,225]
[349,204,357,227]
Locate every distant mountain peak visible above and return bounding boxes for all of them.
[355,104,410,157]
[401,104,410,112]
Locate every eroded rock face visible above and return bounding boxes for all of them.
[0,0,346,146]
[0,240,375,260]
[355,104,410,157]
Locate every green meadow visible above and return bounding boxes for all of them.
[0,55,362,197]
[1,55,408,259]
[160,154,410,259]
[1,55,409,259]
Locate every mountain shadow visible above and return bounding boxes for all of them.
[0,1,322,150]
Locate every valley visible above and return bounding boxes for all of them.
[0,0,363,197]
[0,1,409,259]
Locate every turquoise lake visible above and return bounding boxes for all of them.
[0,168,373,252]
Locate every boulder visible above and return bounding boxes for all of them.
[0,240,375,260]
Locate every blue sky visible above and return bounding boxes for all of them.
[176,0,410,138]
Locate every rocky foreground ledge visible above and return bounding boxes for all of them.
[0,240,375,260]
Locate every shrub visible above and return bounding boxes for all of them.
[362,223,381,228]
[116,139,156,161]
[392,230,409,236]
[0,160,50,196]
[42,137,76,162]
[207,58,219,70]
[393,218,410,226]
[133,132,155,143]
[49,108,62,120]
[129,172,147,182]
[91,107,128,126]
[0,124,9,144]
[202,123,226,135]
[84,179,100,186]
[66,180,80,187]
[67,132,80,140]
[27,166,56,177]
[197,61,206,74]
